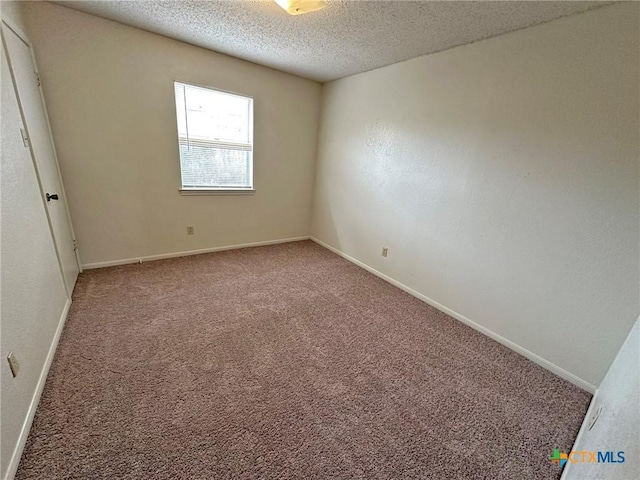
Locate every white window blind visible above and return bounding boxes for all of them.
[174,82,253,190]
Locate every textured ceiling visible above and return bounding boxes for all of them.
[51,0,611,82]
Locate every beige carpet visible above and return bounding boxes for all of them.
[17,240,590,479]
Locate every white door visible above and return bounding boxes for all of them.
[2,22,80,295]
[1,36,69,478]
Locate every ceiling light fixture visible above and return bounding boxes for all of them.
[274,0,327,16]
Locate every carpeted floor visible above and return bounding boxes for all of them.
[17,240,590,479]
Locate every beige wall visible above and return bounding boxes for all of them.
[22,1,321,267]
[311,3,640,388]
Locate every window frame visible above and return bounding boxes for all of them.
[173,81,255,196]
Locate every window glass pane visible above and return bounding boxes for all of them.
[174,82,253,189]
[175,83,187,137]
[183,85,251,144]
[179,143,251,188]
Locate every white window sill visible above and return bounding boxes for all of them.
[179,189,256,196]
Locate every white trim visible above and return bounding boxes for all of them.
[82,236,310,269]
[310,236,596,393]
[179,189,256,196]
[4,298,72,480]
[0,14,29,44]
[559,390,600,480]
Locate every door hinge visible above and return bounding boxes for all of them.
[35,72,41,87]
[73,239,78,251]
[20,128,29,148]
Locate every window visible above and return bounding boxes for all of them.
[174,82,254,194]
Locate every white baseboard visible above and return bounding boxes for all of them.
[82,236,311,270]
[559,389,600,480]
[310,236,596,394]
[4,298,72,480]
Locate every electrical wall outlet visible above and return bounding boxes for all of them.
[7,351,19,377]
[187,225,194,235]
[382,247,388,257]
